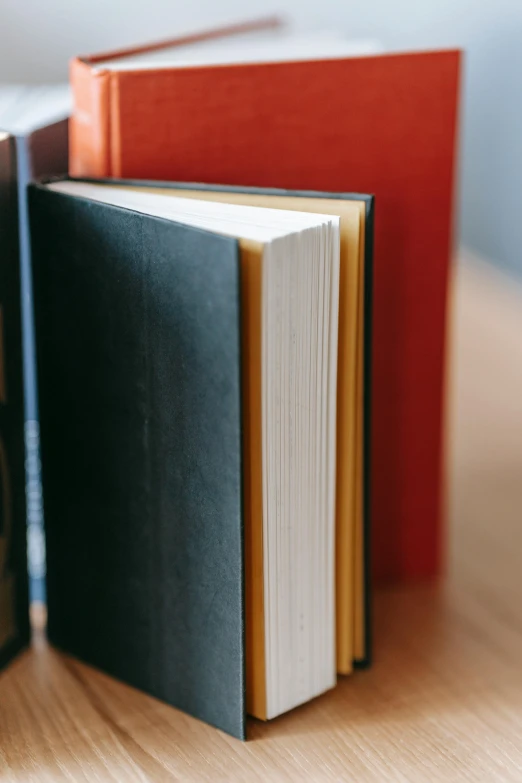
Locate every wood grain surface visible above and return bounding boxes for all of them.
[1,257,522,782]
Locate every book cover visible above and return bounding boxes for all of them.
[30,182,246,737]
[0,134,30,671]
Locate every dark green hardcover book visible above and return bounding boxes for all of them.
[30,178,373,738]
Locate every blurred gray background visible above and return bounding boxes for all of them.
[1,0,521,278]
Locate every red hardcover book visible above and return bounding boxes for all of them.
[70,44,461,582]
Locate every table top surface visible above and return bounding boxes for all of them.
[1,258,522,782]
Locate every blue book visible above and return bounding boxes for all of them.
[0,86,69,605]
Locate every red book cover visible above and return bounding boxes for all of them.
[71,48,461,583]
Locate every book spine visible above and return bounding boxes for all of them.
[69,58,111,177]
[14,136,45,603]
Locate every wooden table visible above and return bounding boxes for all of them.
[1,258,522,782]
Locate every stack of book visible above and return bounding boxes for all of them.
[0,17,461,739]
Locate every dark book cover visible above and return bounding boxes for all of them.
[29,184,246,737]
[0,134,30,671]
